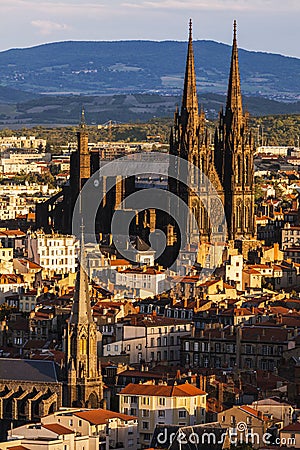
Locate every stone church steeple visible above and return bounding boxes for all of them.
[181,19,199,137]
[226,21,243,126]
[169,20,224,246]
[66,233,103,408]
[215,20,255,241]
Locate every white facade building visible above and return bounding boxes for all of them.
[115,267,165,296]
[27,231,78,274]
[103,318,192,364]
[0,135,47,150]
[119,382,207,449]
[282,223,300,249]
[225,254,243,290]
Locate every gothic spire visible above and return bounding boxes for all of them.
[226,20,243,123]
[70,229,93,325]
[181,19,199,125]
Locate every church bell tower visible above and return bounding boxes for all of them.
[65,236,103,408]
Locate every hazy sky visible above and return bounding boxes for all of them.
[0,0,299,58]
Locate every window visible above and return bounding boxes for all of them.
[131,396,137,403]
[142,397,150,405]
[158,410,165,417]
[158,397,165,406]
[78,420,82,426]
[179,410,186,418]
[142,421,149,429]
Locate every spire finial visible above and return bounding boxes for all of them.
[233,20,237,41]
[189,19,192,41]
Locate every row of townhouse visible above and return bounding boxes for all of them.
[181,324,291,371]
[102,317,192,365]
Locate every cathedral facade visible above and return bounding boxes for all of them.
[170,20,255,245]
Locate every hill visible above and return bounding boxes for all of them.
[0,40,299,101]
[0,93,299,126]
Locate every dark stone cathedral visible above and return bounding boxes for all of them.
[36,20,255,262]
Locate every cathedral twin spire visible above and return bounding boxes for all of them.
[175,19,255,242]
[181,19,199,130]
[181,18,243,131]
[226,20,243,127]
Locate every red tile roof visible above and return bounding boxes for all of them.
[240,405,269,421]
[43,423,74,435]
[281,422,300,432]
[74,409,136,425]
[7,446,30,450]
[119,382,206,397]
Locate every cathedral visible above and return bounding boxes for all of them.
[169,20,255,246]
[36,20,255,263]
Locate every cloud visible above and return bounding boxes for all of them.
[31,20,71,35]
[122,0,300,12]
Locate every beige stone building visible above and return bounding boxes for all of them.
[119,382,207,449]
[218,405,278,449]
[280,422,300,447]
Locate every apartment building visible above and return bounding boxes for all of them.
[115,267,165,296]
[27,231,78,274]
[0,135,47,150]
[119,382,207,449]
[282,223,300,249]
[103,317,192,365]
[225,254,243,290]
[217,405,278,449]
[181,324,290,371]
[1,423,93,450]
[42,408,138,450]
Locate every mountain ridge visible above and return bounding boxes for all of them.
[0,40,299,102]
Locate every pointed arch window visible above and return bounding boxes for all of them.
[237,155,242,185]
[245,155,250,185]
[80,338,87,355]
[201,156,205,183]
